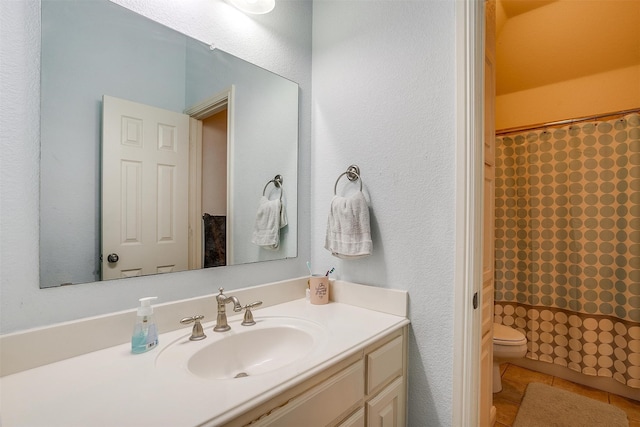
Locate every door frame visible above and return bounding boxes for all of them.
[185,85,236,267]
[453,0,484,425]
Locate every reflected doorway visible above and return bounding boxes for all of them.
[186,86,234,270]
[200,109,228,268]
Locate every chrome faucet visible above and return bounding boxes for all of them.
[214,287,242,332]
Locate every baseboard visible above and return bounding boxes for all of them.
[512,358,639,402]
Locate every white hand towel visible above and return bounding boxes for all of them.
[324,191,372,259]
[251,196,287,250]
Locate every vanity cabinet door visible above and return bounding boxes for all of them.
[227,326,407,427]
[364,329,406,427]
[366,377,404,427]
[337,408,365,427]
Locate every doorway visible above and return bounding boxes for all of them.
[484,1,640,425]
[186,86,235,269]
[101,89,234,280]
[200,110,228,268]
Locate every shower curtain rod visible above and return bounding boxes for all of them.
[496,107,640,136]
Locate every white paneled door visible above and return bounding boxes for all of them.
[480,1,497,425]
[101,95,190,280]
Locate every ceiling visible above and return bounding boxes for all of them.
[496,0,640,95]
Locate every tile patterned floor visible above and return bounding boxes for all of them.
[493,363,640,427]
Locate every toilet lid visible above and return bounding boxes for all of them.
[493,323,526,346]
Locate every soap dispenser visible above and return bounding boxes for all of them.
[131,296,158,354]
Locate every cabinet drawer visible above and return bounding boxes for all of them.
[254,360,364,426]
[366,335,403,395]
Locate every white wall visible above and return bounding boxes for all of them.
[311,2,457,425]
[0,0,312,332]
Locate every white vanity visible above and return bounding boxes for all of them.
[0,279,409,426]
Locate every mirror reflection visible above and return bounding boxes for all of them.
[40,0,298,288]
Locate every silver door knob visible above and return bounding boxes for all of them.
[107,253,119,263]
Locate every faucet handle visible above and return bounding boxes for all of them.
[180,315,207,341]
[241,301,263,326]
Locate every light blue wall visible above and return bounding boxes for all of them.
[311,2,457,425]
[185,45,299,264]
[40,0,188,287]
[1,1,459,425]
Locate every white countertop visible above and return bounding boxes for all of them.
[0,298,408,427]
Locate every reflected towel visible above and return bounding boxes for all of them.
[251,196,287,250]
[324,191,372,259]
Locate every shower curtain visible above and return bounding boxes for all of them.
[494,112,640,390]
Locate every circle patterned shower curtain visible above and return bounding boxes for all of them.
[494,112,640,389]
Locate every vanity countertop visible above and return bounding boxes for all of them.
[0,297,409,427]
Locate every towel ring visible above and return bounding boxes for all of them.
[334,165,363,195]
[263,175,283,199]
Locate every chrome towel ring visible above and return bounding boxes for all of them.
[263,174,283,199]
[334,165,363,195]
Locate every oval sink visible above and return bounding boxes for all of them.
[189,326,313,379]
[156,316,328,380]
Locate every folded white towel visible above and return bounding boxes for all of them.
[251,196,287,250]
[324,191,372,259]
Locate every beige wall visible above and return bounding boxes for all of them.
[202,111,228,216]
[495,0,640,130]
[496,64,640,130]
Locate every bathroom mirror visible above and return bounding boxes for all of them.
[39,0,298,288]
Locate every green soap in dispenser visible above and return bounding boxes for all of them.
[131,296,158,354]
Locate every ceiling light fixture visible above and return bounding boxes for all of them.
[227,0,275,14]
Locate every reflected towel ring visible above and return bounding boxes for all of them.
[263,174,283,199]
[334,165,363,195]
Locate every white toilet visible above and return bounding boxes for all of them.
[492,323,527,393]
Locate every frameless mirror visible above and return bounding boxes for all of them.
[39,0,298,288]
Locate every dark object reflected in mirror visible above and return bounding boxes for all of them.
[203,214,226,268]
[39,0,298,288]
